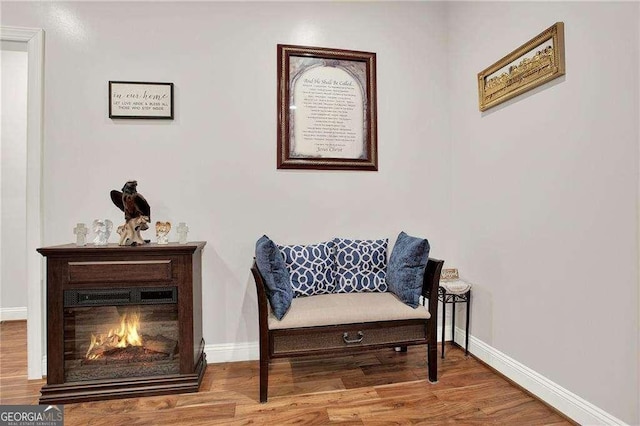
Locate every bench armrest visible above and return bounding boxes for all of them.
[422,257,444,299]
[422,257,444,314]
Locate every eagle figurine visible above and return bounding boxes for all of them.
[110,180,151,246]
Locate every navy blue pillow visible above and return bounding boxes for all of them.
[255,235,293,320]
[278,241,336,297]
[386,232,430,308]
[333,238,388,293]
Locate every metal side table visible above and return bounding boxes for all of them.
[438,271,471,358]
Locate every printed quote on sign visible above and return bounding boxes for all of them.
[292,66,365,159]
[110,83,172,118]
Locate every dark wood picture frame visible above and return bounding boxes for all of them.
[277,44,378,171]
[109,81,174,119]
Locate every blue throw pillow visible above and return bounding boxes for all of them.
[333,238,388,293]
[255,235,293,320]
[278,241,336,297]
[386,232,430,308]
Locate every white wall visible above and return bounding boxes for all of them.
[447,2,639,424]
[0,42,28,318]
[0,1,451,351]
[3,1,638,423]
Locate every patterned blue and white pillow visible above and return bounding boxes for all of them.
[333,238,388,293]
[278,241,336,297]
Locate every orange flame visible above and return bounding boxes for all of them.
[86,309,143,360]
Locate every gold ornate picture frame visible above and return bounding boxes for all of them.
[478,22,565,112]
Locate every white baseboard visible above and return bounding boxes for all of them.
[452,327,627,426]
[437,325,453,343]
[0,307,27,321]
[205,341,259,363]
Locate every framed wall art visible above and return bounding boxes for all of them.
[277,44,378,170]
[109,81,174,119]
[478,22,565,112]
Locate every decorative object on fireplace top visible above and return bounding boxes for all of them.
[156,221,171,245]
[92,219,113,246]
[110,180,151,246]
[176,222,189,244]
[73,223,88,246]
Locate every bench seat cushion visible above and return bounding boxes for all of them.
[268,292,430,330]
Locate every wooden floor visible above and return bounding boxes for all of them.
[1,321,572,425]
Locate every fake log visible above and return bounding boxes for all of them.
[142,334,178,356]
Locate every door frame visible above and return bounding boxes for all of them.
[1,26,44,379]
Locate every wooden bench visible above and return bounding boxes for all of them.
[250,257,443,402]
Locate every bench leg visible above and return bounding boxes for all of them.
[427,343,438,383]
[259,359,268,403]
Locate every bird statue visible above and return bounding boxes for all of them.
[110,180,151,246]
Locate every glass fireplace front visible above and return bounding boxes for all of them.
[63,287,179,382]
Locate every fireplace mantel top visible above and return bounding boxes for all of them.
[37,241,206,257]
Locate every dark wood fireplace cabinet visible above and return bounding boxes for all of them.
[37,242,206,404]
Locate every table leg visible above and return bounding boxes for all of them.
[441,297,445,359]
[452,299,456,346]
[465,290,471,356]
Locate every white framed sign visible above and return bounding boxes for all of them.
[109,81,174,119]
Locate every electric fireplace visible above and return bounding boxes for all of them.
[37,242,206,404]
[64,288,179,382]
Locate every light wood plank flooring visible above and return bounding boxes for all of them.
[1,321,573,425]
